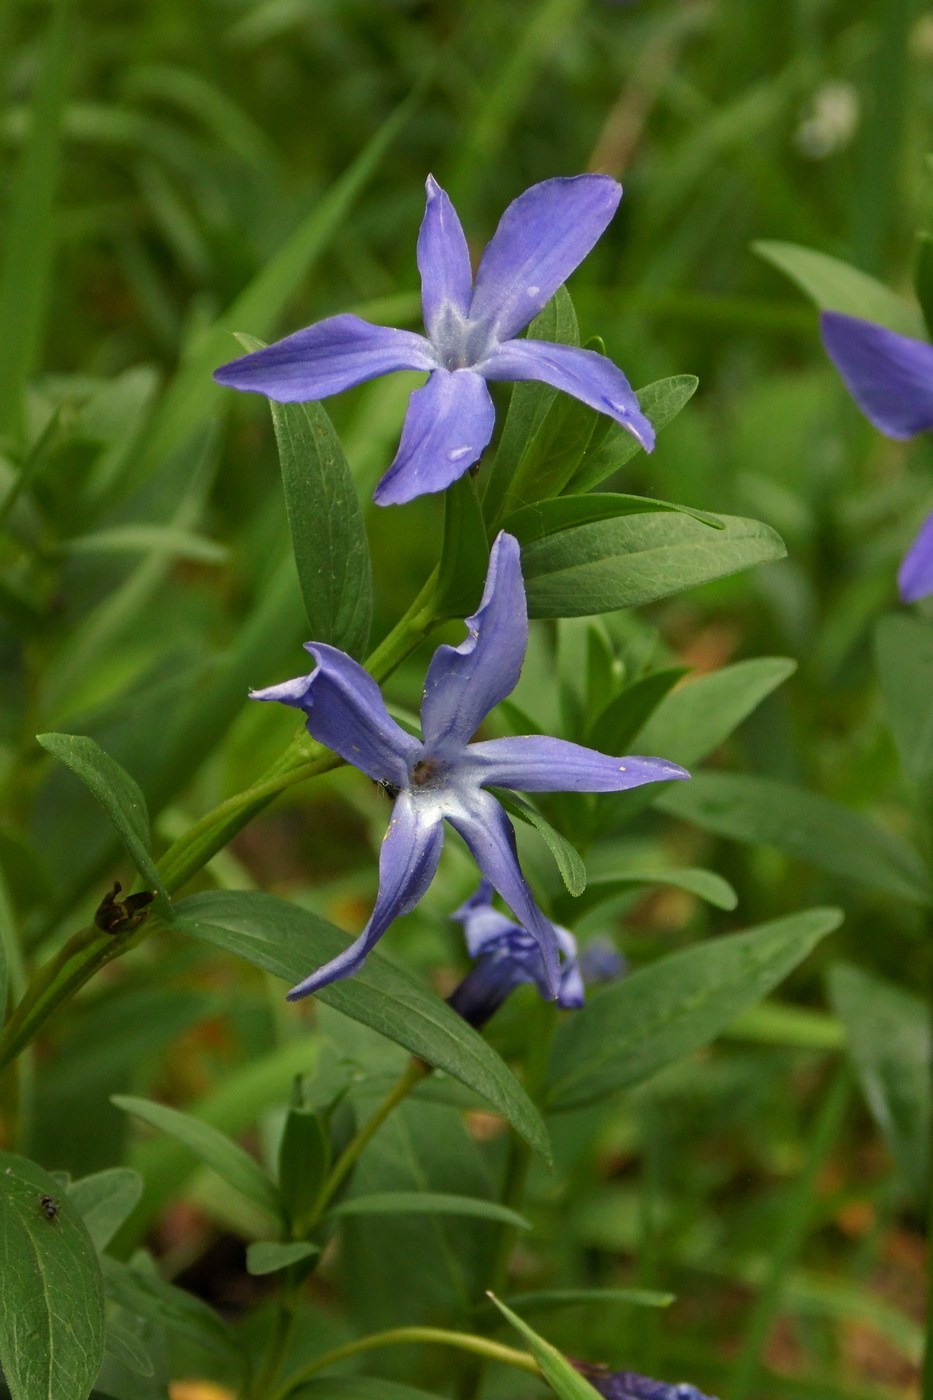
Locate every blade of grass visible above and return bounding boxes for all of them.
[0,0,71,435]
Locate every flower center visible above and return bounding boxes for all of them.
[408,756,447,790]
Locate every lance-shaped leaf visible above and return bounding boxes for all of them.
[35,733,166,903]
[236,334,372,659]
[546,908,841,1111]
[0,1151,105,1400]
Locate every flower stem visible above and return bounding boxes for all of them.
[268,1325,538,1400]
[312,1056,430,1221]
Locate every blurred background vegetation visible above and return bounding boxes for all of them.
[0,1,929,1396]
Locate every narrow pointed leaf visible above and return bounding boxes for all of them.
[546,908,841,1110]
[235,334,372,658]
[875,614,933,781]
[569,374,699,494]
[492,789,586,896]
[659,772,931,906]
[67,1169,143,1252]
[35,733,166,902]
[112,1096,283,1222]
[246,1241,320,1277]
[829,963,930,1207]
[487,1294,602,1399]
[522,512,785,618]
[329,1192,531,1228]
[633,657,796,767]
[754,241,924,337]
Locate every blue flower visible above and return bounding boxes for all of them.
[821,310,933,601]
[214,175,654,506]
[253,532,687,1000]
[574,1362,718,1400]
[446,878,584,1027]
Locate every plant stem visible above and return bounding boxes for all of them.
[268,1325,538,1400]
[313,1056,430,1221]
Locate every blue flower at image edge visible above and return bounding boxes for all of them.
[214,174,654,505]
[821,310,933,601]
[574,1362,718,1400]
[253,532,687,1000]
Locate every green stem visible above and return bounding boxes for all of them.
[251,1288,298,1400]
[269,1325,538,1400]
[312,1056,430,1222]
[0,573,442,1069]
[729,1062,851,1400]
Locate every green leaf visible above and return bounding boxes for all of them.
[102,1256,239,1365]
[0,1150,105,1400]
[58,526,227,564]
[0,0,70,434]
[246,1241,320,1277]
[278,1106,330,1233]
[504,492,723,548]
[34,733,167,903]
[546,908,841,1111]
[112,1095,284,1224]
[753,240,924,338]
[568,375,699,495]
[494,1287,674,1313]
[173,890,551,1162]
[329,1192,531,1229]
[102,1313,154,1378]
[659,773,931,906]
[67,1169,143,1252]
[632,657,796,768]
[491,789,586,897]
[586,668,689,755]
[828,963,930,1207]
[521,511,786,618]
[487,1293,601,1399]
[434,471,489,620]
[483,286,580,525]
[235,339,372,659]
[499,364,603,517]
[875,614,933,782]
[560,867,737,922]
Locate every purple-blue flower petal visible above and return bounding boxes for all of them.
[468,175,622,343]
[444,789,562,997]
[451,878,517,957]
[898,507,933,602]
[820,311,933,440]
[421,531,527,748]
[418,175,473,343]
[481,338,654,450]
[213,314,437,403]
[372,368,496,505]
[468,736,688,792]
[251,643,420,785]
[286,793,444,999]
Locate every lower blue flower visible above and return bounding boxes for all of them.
[573,1362,718,1400]
[446,879,584,1027]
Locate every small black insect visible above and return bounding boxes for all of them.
[94,881,156,934]
[372,778,401,802]
[39,1193,59,1223]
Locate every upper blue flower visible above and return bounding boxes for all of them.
[575,1363,718,1400]
[214,175,655,506]
[821,310,933,601]
[253,532,687,999]
[446,878,584,1027]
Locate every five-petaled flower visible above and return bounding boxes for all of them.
[446,878,584,1028]
[572,1361,718,1400]
[821,310,933,601]
[214,174,654,506]
[253,532,687,999]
